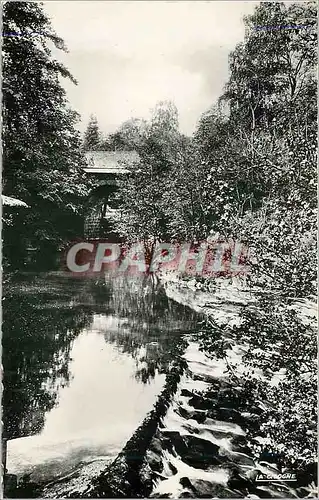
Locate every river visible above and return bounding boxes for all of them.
[2,272,198,492]
[3,272,315,499]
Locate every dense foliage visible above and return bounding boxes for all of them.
[2,2,92,267]
[116,1,317,296]
[116,1,317,468]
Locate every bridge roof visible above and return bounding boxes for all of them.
[83,150,139,174]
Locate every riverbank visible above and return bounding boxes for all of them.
[160,272,317,326]
[148,272,317,498]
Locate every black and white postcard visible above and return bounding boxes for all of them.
[2,1,317,498]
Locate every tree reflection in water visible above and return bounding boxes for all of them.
[2,273,198,444]
[2,275,94,442]
[97,275,199,383]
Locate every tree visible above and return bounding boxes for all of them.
[83,114,102,151]
[193,1,317,471]
[217,2,317,295]
[2,2,93,264]
[193,1,317,247]
[221,1,317,134]
[149,100,179,154]
[163,136,212,240]
[100,118,148,151]
[115,118,148,151]
[117,101,182,244]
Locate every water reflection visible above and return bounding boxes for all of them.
[101,275,198,382]
[3,272,198,485]
[2,277,92,442]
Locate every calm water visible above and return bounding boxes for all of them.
[3,273,198,485]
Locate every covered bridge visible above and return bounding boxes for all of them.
[83,150,139,238]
